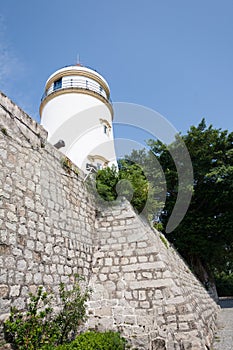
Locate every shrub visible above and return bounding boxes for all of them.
[4,286,56,349]
[41,331,128,350]
[4,275,91,349]
[215,272,233,296]
[53,276,91,344]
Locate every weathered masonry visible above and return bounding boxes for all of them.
[0,92,219,349]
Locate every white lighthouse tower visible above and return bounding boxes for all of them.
[40,64,117,172]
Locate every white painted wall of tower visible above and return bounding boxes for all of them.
[40,65,117,172]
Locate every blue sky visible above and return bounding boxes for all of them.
[1,0,233,138]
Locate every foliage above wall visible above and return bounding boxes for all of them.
[95,159,163,220]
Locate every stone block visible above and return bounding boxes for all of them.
[138,256,148,263]
[25,272,33,283]
[0,273,7,284]
[97,316,113,330]
[139,290,146,301]
[178,322,190,331]
[12,297,25,310]
[5,257,15,268]
[15,271,25,285]
[9,285,20,297]
[5,222,16,231]
[140,301,150,309]
[0,285,9,298]
[99,274,107,282]
[95,307,112,317]
[18,256,28,270]
[121,257,129,265]
[167,315,176,323]
[109,273,118,281]
[130,278,173,290]
[35,241,44,252]
[151,338,166,350]
[105,258,113,266]
[142,272,153,279]
[6,212,17,222]
[166,296,185,305]
[34,273,42,284]
[155,290,163,300]
[124,315,136,325]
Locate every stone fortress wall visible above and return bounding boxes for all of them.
[0,92,219,349]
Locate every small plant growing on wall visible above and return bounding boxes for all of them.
[61,157,72,173]
[1,127,8,136]
[159,234,169,249]
[73,166,79,177]
[61,157,79,177]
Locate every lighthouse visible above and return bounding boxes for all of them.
[40,64,117,172]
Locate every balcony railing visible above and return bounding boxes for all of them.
[41,78,111,103]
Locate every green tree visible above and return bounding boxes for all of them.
[53,276,91,345]
[118,159,153,215]
[95,159,161,219]
[95,166,118,202]
[146,119,233,295]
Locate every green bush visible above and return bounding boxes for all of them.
[52,277,91,345]
[4,275,91,349]
[215,272,233,296]
[4,286,56,350]
[4,276,128,350]
[41,331,127,350]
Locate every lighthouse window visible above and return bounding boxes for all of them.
[103,125,108,134]
[54,78,62,91]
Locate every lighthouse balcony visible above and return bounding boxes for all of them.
[41,77,111,103]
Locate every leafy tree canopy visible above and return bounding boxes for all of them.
[95,159,162,218]
[145,119,233,288]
